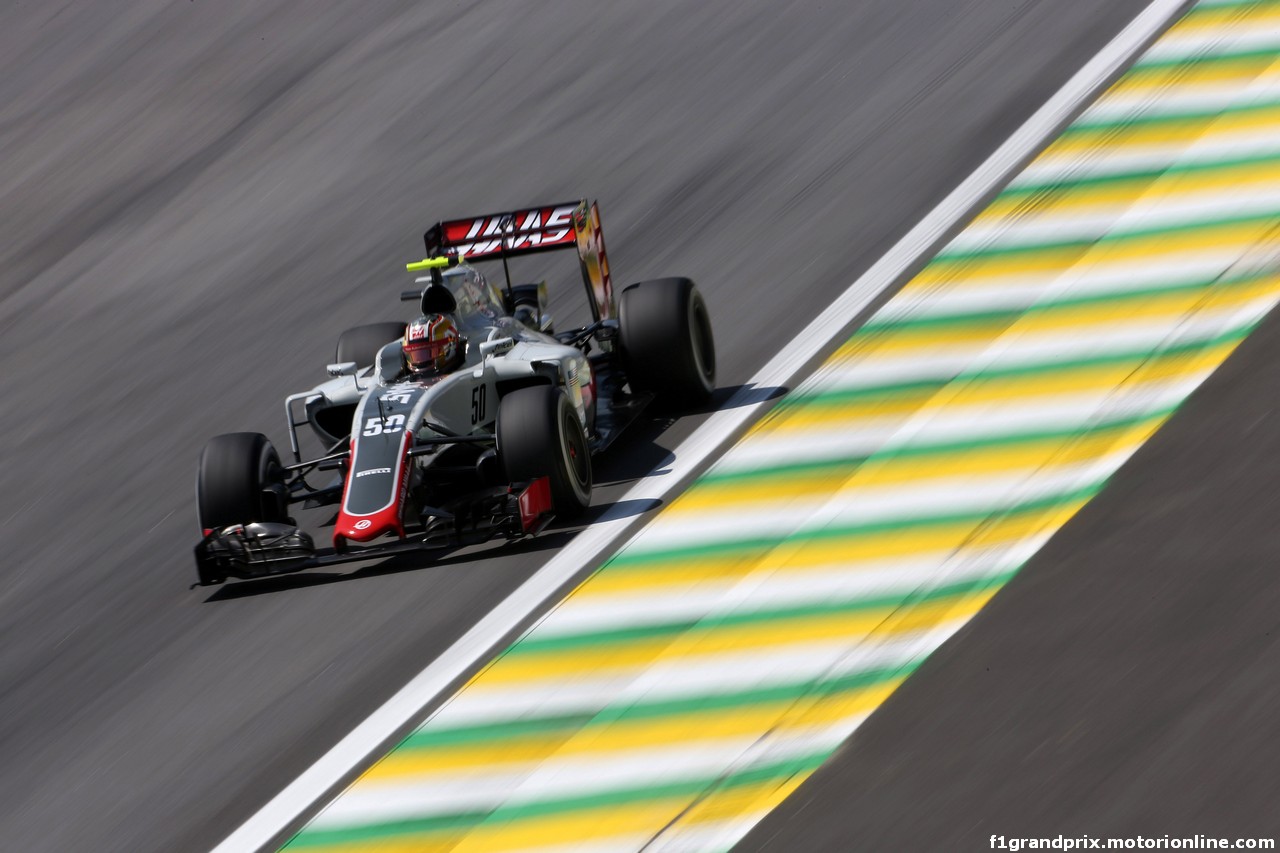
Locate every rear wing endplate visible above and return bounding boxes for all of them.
[422,199,615,320]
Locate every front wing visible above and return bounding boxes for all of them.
[193,477,553,586]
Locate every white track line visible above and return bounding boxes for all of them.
[211,1,1189,849]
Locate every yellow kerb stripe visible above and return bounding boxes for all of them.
[842,277,1272,356]
[674,424,1161,513]
[662,773,811,839]
[445,796,713,853]
[757,338,1237,434]
[977,155,1280,221]
[902,219,1280,288]
[366,681,903,780]
[471,592,994,686]
[585,498,1089,596]
[1117,53,1280,92]
[1041,101,1280,155]
[1168,0,1280,31]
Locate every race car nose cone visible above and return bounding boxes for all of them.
[337,516,386,542]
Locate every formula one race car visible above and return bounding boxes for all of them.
[193,200,715,585]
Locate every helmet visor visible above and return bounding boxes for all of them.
[404,338,453,371]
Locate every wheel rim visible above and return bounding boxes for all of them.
[559,402,591,502]
[688,296,715,389]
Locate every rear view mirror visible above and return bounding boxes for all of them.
[326,362,358,377]
[479,337,515,357]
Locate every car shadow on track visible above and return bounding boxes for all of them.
[694,382,788,413]
[593,383,785,487]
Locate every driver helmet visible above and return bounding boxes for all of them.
[403,313,463,377]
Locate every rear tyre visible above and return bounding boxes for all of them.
[335,322,408,369]
[196,432,289,532]
[618,277,715,409]
[497,385,591,519]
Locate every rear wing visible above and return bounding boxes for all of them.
[422,199,616,320]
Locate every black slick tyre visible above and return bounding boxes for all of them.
[618,276,715,409]
[196,432,288,531]
[497,385,592,519]
[335,322,408,369]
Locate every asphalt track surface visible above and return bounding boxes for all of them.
[739,283,1280,849]
[0,1,1163,850]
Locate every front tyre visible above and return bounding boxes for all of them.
[618,276,715,409]
[196,432,289,532]
[497,385,592,519]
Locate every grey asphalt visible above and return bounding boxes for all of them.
[0,1,1159,850]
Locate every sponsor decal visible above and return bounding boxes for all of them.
[353,519,372,530]
[440,204,579,257]
[356,467,392,478]
[381,389,415,404]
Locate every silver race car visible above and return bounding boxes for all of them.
[193,200,715,585]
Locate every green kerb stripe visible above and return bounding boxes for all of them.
[609,484,1102,571]
[700,407,1176,488]
[1131,43,1280,74]
[401,664,912,750]
[860,266,1274,333]
[284,750,834,848]
[1178,0,1280,17]
[1061,91,1280,136]
[506,569,1016,656]
[777,322,1254,412]
[933,207,1280,264]
[999,148,1280,199]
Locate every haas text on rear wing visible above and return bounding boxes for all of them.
[422,199,615,321]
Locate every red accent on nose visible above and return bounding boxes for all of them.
[333,434,411,548]
[334,515,403,543]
